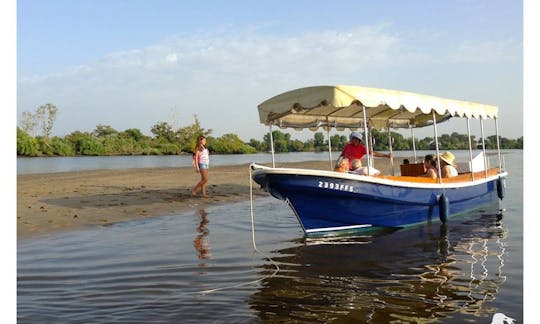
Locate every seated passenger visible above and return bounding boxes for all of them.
[335,157,350,173]
[351,159,362,171]
[350,158,381,175]
[439,151,458,178]
[421,154,438,179]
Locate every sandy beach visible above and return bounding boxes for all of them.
[17,159,398,239]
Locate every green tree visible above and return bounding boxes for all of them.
[330,134,347,151]
[208,134,256,154]
[176,115,212,152]
[93,124,118,137]
[65,131,106,155]
[248,138,267,152]
[37,137,55,156]
[264,130,291,153]
[119,128,145,141]
[151,122,176,142]
[313,132,325,150]
[50,137,75,156]
[289,139,305,152]
[154,142,180,155]
[17,127,40,156]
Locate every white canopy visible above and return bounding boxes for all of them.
[257,85,498,131]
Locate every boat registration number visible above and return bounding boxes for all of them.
[318,181,354,192]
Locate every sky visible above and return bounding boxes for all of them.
[16,0,524,142]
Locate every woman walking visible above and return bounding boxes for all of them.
[192,135,210,197]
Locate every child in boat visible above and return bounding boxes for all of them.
[422,154,438,179]
[335,157,350,172]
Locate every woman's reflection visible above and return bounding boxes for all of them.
[194,208,211,263]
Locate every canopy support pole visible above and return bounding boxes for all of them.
[480,119,488,178]
[326,126,333,171]
[495,118,503,172]
[410,126,417,162]
[269,125,275,168]
[369,126,375,169]
[466,118,475,181]
[432,111,443,184]
[362,105,371,175]
[388,126,394,176]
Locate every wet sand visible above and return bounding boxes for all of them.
[17,159,397,239]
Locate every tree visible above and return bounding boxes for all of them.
[20,103,58,138]
[289,139,305,152]
[314,132,325,148]
[21,111,37,136]
[176,115,212,152]
[151,122,176,142]
[93,124,118,137]
[207,134,256,154]
[119,128,145,141]
[264,130,291,153]
[330,134,347,151]
[36,103,58,138]
[17,127,40,156]
[65,131,106,155]
[248,138,267,151]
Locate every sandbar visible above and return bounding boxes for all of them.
[17,159,397,239]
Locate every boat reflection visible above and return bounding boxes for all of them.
[248,209,508,322]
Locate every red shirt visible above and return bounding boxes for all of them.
[342,143,367,161]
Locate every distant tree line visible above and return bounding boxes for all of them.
[17,103,523,157]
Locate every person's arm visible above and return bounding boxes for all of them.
[334,154,344,170]
[423,168,437,179]
[194,150,201,173]
[372,151,393,158]
[441,165,450,178]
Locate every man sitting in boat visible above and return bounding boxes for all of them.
[439,151,458,178]
[338,131,393,171]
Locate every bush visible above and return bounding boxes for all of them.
[37,137,55,156]
[51,137,75,156]
[156,143,180,155]
[207,134,257,154]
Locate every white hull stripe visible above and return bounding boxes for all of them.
[305,224,372,233]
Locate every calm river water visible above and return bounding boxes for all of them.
[17,151,523,322]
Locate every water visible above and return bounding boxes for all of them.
[17,150,505,175]
[17,151,523,322]
[17,152,331,175]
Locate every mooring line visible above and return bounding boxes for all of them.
[195,165,280,295]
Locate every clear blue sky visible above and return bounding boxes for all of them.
[16,0,523,140]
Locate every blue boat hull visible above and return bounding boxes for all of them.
[252,166,504,234]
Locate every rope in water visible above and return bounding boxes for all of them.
[196,165,280,294]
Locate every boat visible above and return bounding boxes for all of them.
[250,85,507,235]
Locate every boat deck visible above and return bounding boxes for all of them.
[375,168,502,184]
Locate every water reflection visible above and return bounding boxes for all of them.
[194,209,211,263]
[249,209,508,323]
